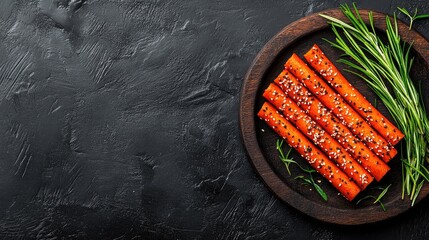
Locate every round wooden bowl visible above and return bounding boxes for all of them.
[239,9,429,225]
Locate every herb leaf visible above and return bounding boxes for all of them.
[397,7,429,30]
[373,184,391,204]
[356,184,391,211]
[276,139,296,175]
[311,177,329,201]
[277,139,328,201]
[356,195,374,205]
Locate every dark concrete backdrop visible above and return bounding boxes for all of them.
[0,0,428,239]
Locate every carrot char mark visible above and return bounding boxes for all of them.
[263,83,374,189]
[284,54,397,163]
[304,44,404,145]
[257,102,361,201]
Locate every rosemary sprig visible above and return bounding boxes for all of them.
[295,174,328,201]
[276,139,295,175]
[276,139,328,201]
[320,3,429,205]
[356,184,391,211]
[397,7,429,30]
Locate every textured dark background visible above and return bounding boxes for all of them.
[1,0,429,239]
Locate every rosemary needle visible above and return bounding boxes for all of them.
[356,184,391,211]
[276,139,328,201]
[397,7,429,30]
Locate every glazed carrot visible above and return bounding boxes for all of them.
[258,102,361,201]
[264,81,390,181]
[276,69,396,163]
[264,83,373,188]
[285,54,397,162]
[304,44,404,145]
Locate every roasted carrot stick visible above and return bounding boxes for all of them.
[275,69,396,163]
[304,44,404,145]
[266,82,389,181]
[264,83,374,188]
[258,102,361,201]
[275,71,394,175]
[285,54,397,162]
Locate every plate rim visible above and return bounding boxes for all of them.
[239,8,429,225]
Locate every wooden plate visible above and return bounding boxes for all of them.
[239,9,429,225]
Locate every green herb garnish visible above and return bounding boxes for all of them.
[276,139,328,201]
[356,184,391,211]
[397,7,429,30]
[276,139,295,175]
[320,3,429,206]
[295,174,328,201]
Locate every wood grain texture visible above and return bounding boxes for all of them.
[239,9,429,225]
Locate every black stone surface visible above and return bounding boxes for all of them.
[1,0,429,239]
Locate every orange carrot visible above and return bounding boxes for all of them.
[264,83,374,188]
[285,54,397,162]
[304,44,404,145]
[275,69,395,163]
[267,81,389,181]
[258,102,361,201]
